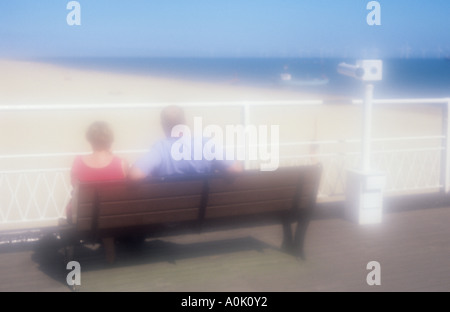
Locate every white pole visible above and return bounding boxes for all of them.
[442,99,450,193]
[362,83,374,172]
[242,103,251,170]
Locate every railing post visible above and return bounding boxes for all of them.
[361,83,374,172]
[441,99,450,194]
[241,102,251,170]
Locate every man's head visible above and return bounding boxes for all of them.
[161,105,186,137]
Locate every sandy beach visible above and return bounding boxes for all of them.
[0,59,332,104]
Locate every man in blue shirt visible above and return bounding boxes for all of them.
[129,105,242,180]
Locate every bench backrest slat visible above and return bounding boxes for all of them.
[207,186,297,206]
[205,199,295,219]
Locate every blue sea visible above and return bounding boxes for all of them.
[41,57,450,99]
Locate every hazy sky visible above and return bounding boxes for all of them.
[1,0,449,58]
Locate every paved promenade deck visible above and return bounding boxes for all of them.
[0,195,449,292]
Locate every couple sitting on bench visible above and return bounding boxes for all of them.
[69,105,242,208]
[64,105,321,265]
[66,105,242,262]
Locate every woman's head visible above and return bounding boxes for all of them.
[86,121,114,151]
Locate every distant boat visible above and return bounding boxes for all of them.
[280,73,292,81]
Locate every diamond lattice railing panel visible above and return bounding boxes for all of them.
[248,147,441,199]
[371,150,441,192]
[0,170,72,224]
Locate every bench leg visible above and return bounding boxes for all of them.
[103,237,116,264]
[59,229,77,264]
[281,214,311,260]
[64,245,75,263]
[281,218,294,252]
[291,217,310,260]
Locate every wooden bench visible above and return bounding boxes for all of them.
[59,164,322,263]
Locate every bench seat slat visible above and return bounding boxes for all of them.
[98,208,200,229]
[77,208,199,231]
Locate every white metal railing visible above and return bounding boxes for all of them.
[0,100,323,112]
[1,98,449,231]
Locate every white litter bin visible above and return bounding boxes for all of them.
[345,170,386,224]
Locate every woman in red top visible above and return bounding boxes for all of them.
[67,121,128,263]
[70,121,127,183]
